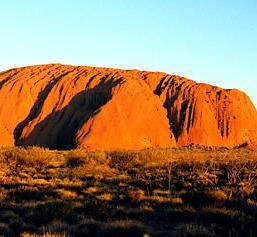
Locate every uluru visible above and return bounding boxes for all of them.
[0,64,256,150]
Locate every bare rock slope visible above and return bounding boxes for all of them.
[0,64,256,150]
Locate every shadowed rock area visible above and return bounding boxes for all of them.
[0,64,256,150]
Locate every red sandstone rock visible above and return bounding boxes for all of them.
[0,64,256,150]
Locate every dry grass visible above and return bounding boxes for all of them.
[0,146,257,236]
[20,233,68,237]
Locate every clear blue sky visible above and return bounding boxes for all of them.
[1,0,257,106]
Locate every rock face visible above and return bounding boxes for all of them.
[0,64,256,150]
